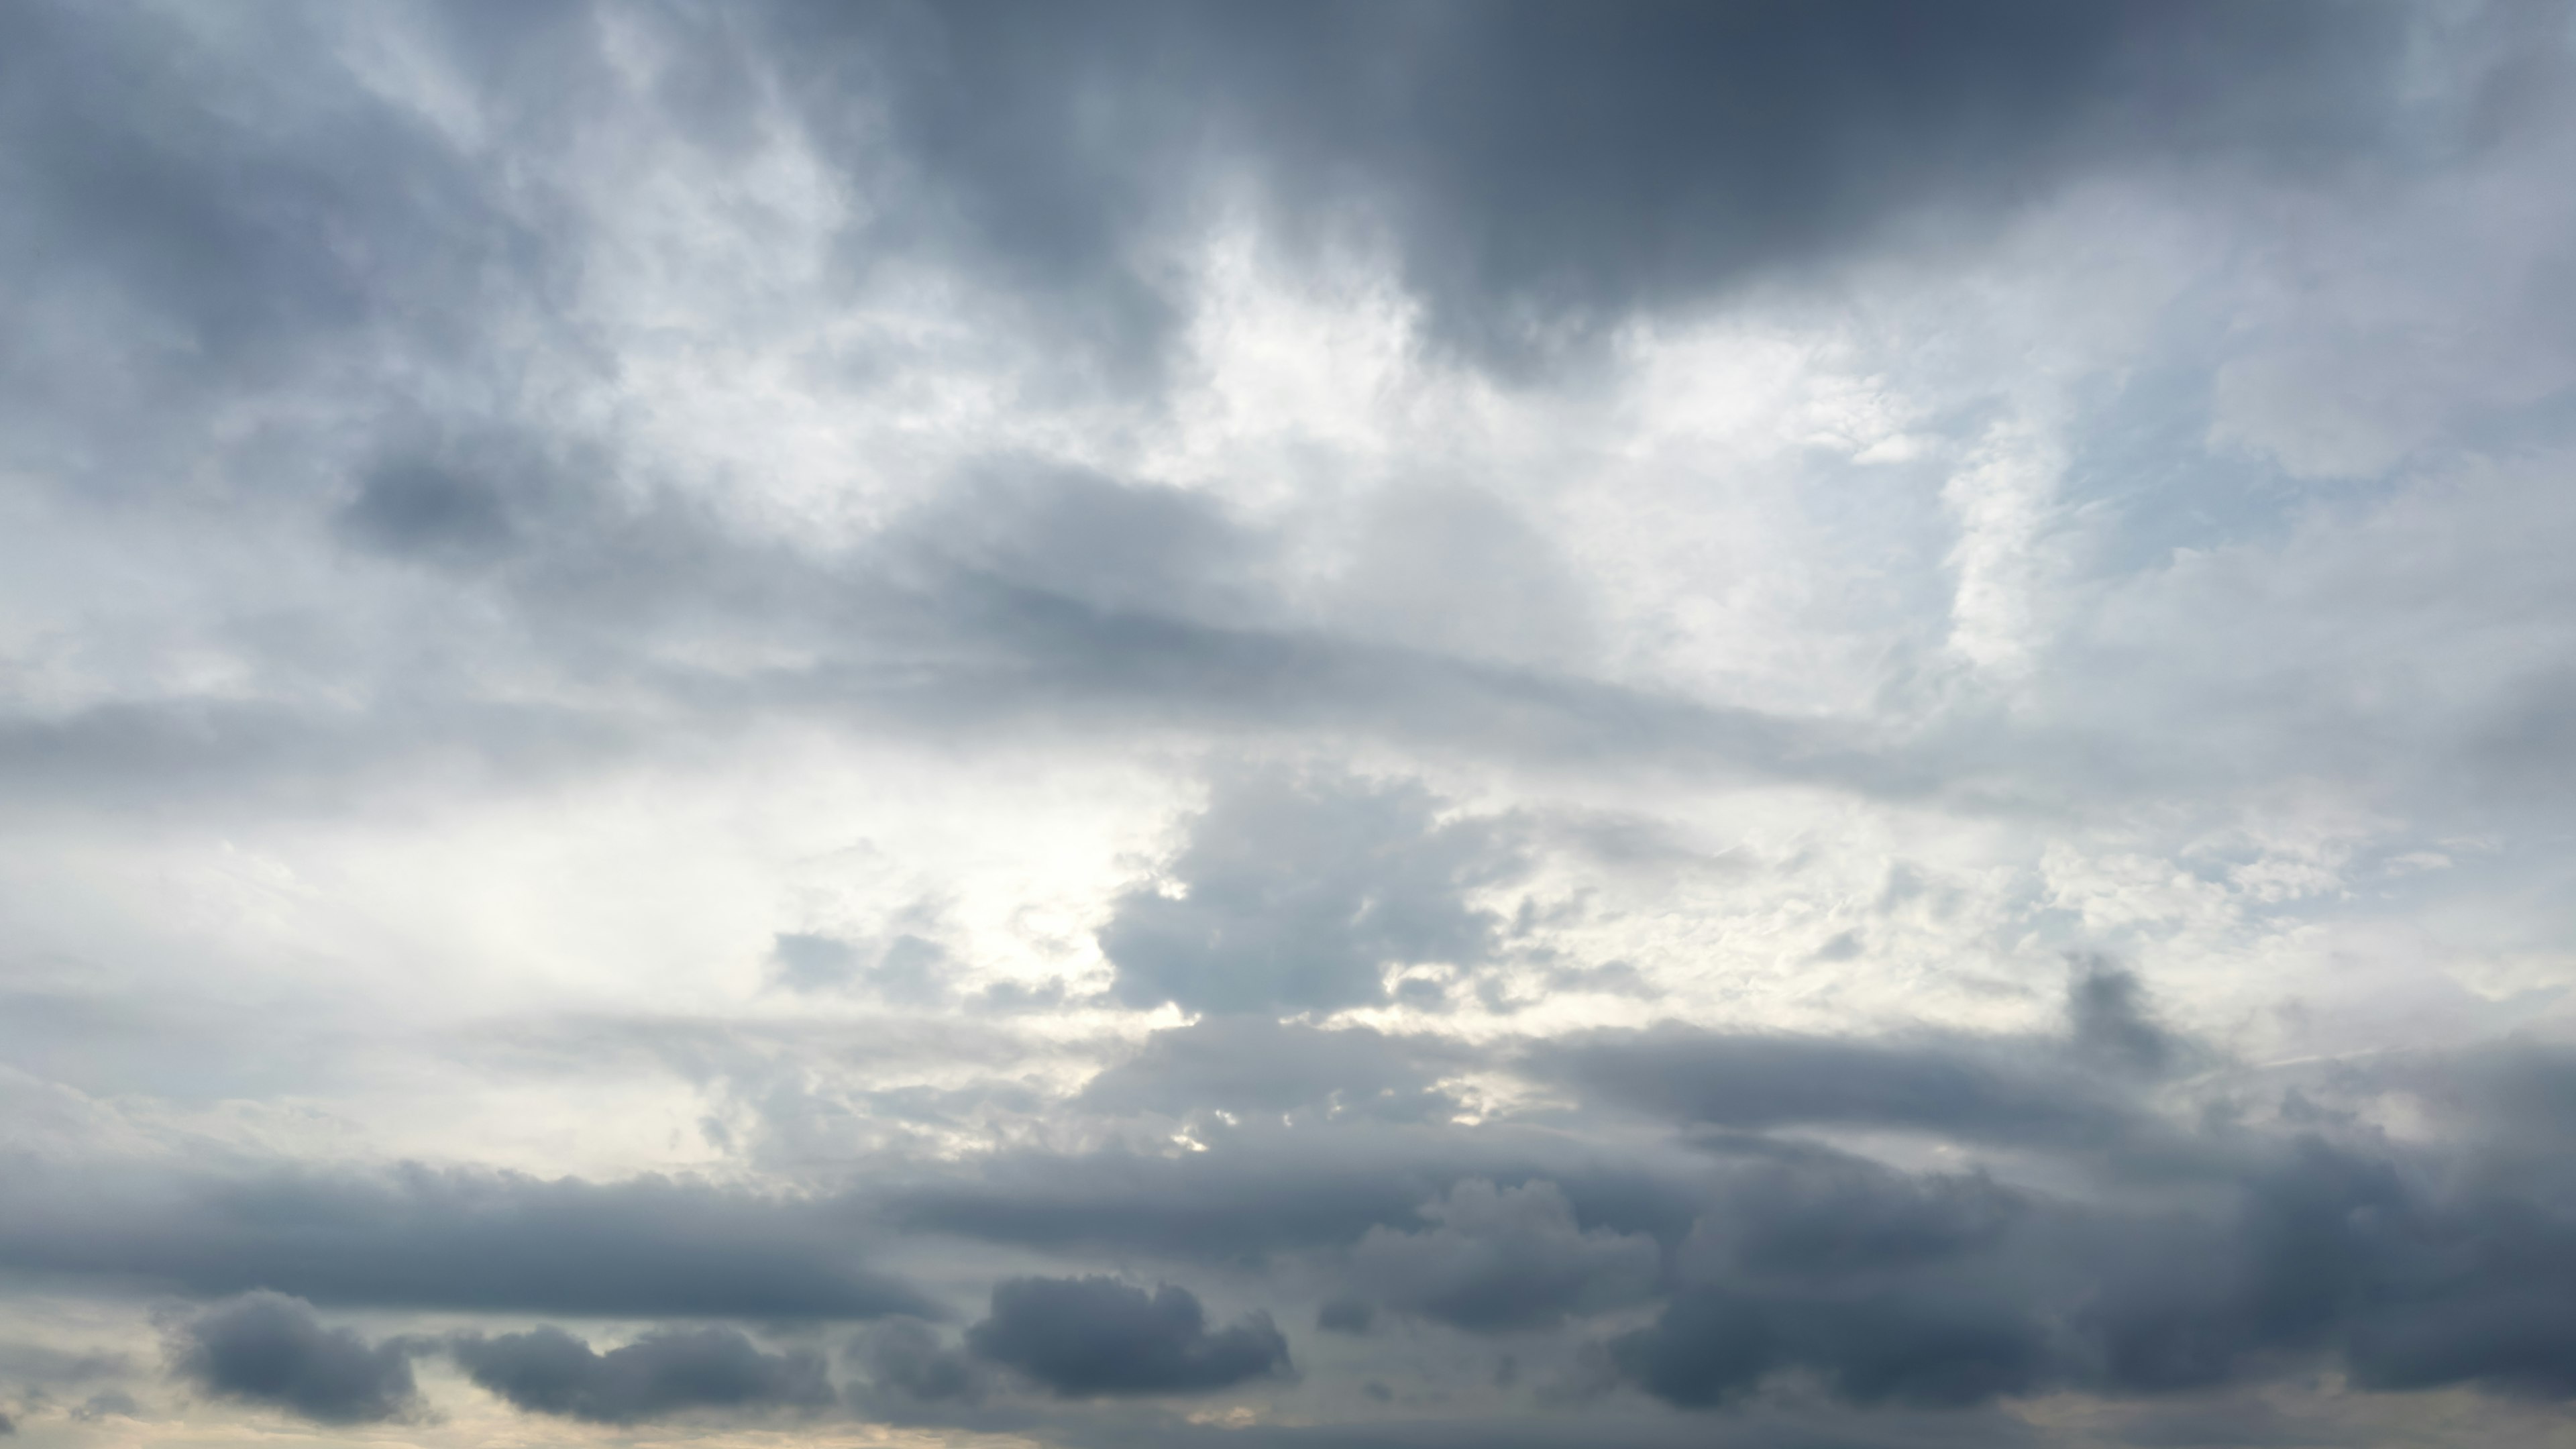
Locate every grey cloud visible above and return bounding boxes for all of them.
[966,1276,1290,1397]
[904,466,1274,631]
[760,1,2419,374]
[1315,1298,1374,1336]
[1076,1017,1468,1123]
[772,931,953,1004]
[1610,1126,2576,1408]
[0,1,577,513]
[451,1325,833,1424]
[168,1291,417,1424]
[0,455,1889,817]
[0,1342,129,1387]
[69,1391,140,1423]
[335,440,540,566]
[0,1160,930,1320]
[1044,1405,2048,1449]
[892,985,2576,1409]
[1347,1179,1660,1332]
[853,1318,992,1406]
[1102,767,1526,1016]
[1533,962,2182,1150]
[1617,1282,2051,1408]
[2068,954,2193,1077]
[889,1120,1714,1264]
[1539,1023,2137,1149]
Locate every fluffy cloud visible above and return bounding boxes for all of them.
[449,1325,833,1423]
[168,1293,417,1425]
[1102,767,1527,1015]
[967,1277,1292,1397]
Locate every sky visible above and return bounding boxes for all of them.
[5,1,2576,1446]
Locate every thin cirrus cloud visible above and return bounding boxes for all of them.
[3,1,2575,1447]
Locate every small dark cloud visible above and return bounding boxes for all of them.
[451,1324,833,1424]
[2068,955,2190,1076]
[967,1277,1291,1397]
[1102,767,1525,1016]
[338,457,516,562]
[168,1291,418,1424]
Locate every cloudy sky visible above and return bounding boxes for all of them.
[7,2,2576,1445]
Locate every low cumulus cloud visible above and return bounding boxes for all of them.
[450,1325,833,1424]
[167,1292,418,1424]
[966,1277,1291,1397]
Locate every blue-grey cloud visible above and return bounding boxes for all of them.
[450,1325,833,1424]
[0,1163,929,1320]
[966,1277,1291,1397]
[168,1292,417,1424]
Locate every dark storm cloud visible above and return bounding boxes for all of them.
[449,1325,833,1424]
[1609,1124,2576,1408]
[760,0,2416,372]
[966,1277,1290,1397]
[888,969,2576,1409]
[1100,767,1527,1015]
[168,1292,417,1425]
[0,1161,930,1320]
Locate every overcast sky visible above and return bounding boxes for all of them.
[7,2,2576,1446]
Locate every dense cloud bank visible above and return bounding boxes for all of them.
[4,0,2575,1445]
[0,1163,928,1320]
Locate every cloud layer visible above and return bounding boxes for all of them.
[4,1,2575,1446]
